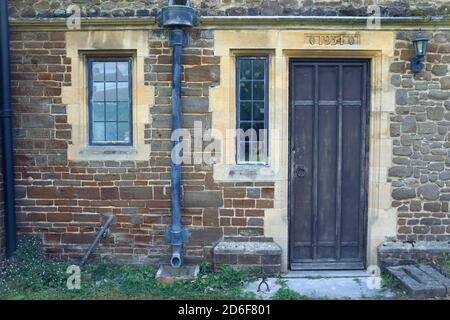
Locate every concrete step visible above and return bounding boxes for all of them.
[386,264,450,298]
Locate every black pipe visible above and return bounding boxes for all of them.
[167,29,187,268]
[0,0,17,258]
[158,2,197,268]
[80,215,114,266]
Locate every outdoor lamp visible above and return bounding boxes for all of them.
[410,31,429,74]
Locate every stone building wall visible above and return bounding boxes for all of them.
[9,29,274,264]
[389,31,450,241]
[8,0,450,18]
[5,0,450,266]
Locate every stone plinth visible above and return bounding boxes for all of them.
[213,241,282,275]
[378,240,450,269]
[155,264,200,285]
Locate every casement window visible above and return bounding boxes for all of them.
[236,57,269,164]
[88,58,132,145]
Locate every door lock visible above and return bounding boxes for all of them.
[295,166,307,177]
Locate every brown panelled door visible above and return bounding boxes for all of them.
[289,59,370,270]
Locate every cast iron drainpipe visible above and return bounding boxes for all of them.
[0,0,17,258]
[159,2,198,268]
[167,29,189,268]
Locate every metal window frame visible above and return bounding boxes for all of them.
[87,57,133,146]
[236,56,269,165]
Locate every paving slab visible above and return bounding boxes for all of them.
[245,272,394,300]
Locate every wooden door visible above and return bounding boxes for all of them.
[289,59,370,270]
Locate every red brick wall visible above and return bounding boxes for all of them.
[10,30,274,264]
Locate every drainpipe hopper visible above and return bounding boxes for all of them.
[158,0,198,268]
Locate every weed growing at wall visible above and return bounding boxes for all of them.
[435,254,450,278]
[0,237,68,297]
[0,237,257,300]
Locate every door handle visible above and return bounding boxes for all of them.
[295,165,307,177]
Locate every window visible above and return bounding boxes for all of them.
[88,58,132,145]
[236,57,268,164]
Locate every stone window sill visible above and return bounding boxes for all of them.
[77,145,143,161]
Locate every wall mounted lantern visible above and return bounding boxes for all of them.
[410,31,429,74]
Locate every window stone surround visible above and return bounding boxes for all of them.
[63,30,152,161]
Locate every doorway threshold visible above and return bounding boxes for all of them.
[284,270,370,278]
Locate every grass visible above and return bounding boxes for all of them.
[381,274,401,291]
[0,237,258,300]
[302,276,324,280]
[434,254,450,278]
[380,273,408,299]
[272,274,310,300]
[272,287,310,300]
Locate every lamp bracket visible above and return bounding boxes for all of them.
[410,55,424,74]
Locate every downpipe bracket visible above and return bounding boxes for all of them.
[165,228,189,268]
[165,227,190,244]
[169,29,189,48]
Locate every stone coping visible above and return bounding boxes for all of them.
[378,241,450,253]
[8,16,450,31]
[213,241,281,255]
[201,15,450,24]
[8,16,450,23]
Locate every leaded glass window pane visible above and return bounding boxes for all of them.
[236,57,268,164]
[88,59,132,145]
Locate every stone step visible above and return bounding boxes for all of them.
[155,264,199,285]
[386,264,450,298]
[417,264,450,292]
